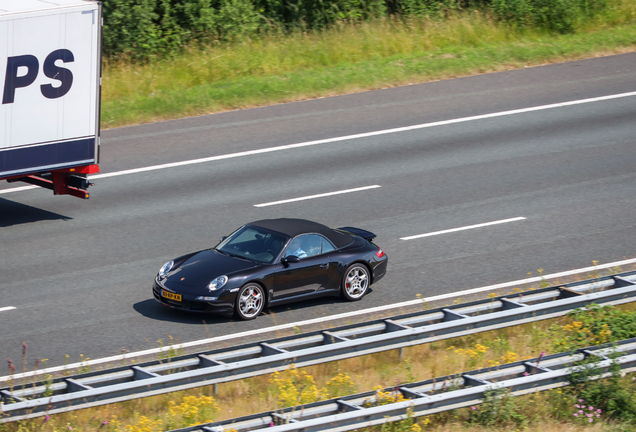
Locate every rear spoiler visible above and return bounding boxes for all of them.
[338,226,377,242]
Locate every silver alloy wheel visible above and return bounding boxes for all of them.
[343,265,369,300]
[237,284,264,319]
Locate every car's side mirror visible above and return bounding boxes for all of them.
[281,255,300,267]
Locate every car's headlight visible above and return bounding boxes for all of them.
[158,261,174,277]
[207,275,228,291]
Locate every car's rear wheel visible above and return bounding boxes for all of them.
[235,283,265,320]
[341,264,370,301]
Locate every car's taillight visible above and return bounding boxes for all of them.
[376,248,385,258]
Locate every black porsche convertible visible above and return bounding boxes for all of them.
[153,218,388,320]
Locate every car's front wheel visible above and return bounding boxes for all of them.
[341,264,370,301]
[235,283,265,320]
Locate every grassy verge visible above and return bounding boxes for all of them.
[102,0,636,129]
[3,303,636,431]
[3,266,636,431]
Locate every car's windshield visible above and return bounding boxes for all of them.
[216,225,289,264]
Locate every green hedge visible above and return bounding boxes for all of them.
[102,0,609,60]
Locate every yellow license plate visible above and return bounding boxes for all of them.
[162,290,182,302]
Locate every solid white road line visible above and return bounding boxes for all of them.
[400,217,527,240]
[0,306,16,313]
[254,185,381,207]
[2,91,636,196]
[0,185,37,194]
[2,257,635,383]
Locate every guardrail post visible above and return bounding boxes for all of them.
[613,276,636,288]
[582,349,611,361]
[523,362,550,375]
[198,354,225,368]
[442,309,469,321]
[385,319,410,332]
[322,331,348,344]
[65,378,91,393]
[260,343,287,356]
[385,319,413,362]
[271,412,299,425]
[462,374,490,387]
[500,298,527,310]
[399,387,427,399]
[132,366,160,380]
[558,287,583,298]
[337,399,364,412]
[0,390,22,404]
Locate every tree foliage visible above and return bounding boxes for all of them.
[102,0,610,60]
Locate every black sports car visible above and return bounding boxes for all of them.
[153,218,388,320]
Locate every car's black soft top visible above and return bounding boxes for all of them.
[249,218,353,249]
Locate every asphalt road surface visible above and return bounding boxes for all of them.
[1,52,635,369]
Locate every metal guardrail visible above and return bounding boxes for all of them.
[1,271,636,422]
[174,338,636,432]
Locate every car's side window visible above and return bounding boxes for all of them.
[321,237,335,254]
[284,234,323,259]
[305,235,323,257]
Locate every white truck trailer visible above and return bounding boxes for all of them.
[0,0,101,199]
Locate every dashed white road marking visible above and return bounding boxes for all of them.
[0,306,16,313]
[2,256,635,383]
[400,217,527,240]
[2,91,636,195]
[254,185,381,207]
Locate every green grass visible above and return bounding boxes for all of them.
[101,0,636,129]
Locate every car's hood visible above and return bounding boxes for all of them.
[166,249,258,288]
